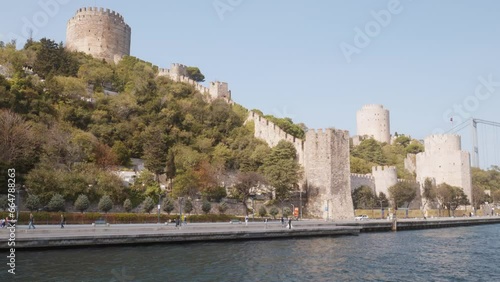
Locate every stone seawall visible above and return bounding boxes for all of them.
[3,217,499,249]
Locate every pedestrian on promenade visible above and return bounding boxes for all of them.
[265,218,268,229]
[60,214,65,228]
[184,215,187,225]
[281,216,284,228]
[175,217,180,228]
[288,218,292,229]
[28,213,36,229]
[245,215,248,226]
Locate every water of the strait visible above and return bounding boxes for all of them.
[12,224,500,281]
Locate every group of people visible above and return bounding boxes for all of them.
[1,217,11,228]
[5,213,66,229]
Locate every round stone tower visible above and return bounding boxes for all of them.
[356,104,391,144]
[66,7,131,63]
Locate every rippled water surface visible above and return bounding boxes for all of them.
[14,224,500,281]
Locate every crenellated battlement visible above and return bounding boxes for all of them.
[372,166,397,173]
[68,7,130,28]
[157,63,231,103]
[350,173,374,180]
[361,104,384,110]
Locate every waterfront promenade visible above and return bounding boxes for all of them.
[2,216,499,249]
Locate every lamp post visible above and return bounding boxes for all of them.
[379,199,384,219]
[178,197,184,226]
[157,193,162,224]
[299,190,303,219]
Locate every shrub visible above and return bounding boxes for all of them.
[218,201,228,214]
[123,199,132,212]
[258,206,267,217]
[270,207,279,219]
[283,207,291,217]
[202,201,212,214]
[47,194,65,212]
[142,197,155,214]
[98,195,113,213]
[74,195,90,213]
[184,199,193,214]
[162,198,175,214]
[25,194,41,211]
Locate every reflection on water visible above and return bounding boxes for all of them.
[14,224,500,281]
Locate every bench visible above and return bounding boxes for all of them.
[92,219,109,226]
[229,219,241,224]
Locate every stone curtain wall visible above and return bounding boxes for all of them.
[66,7,131,63]
[304,129,354,220]
[350,173,375,193]
[158,63,232,103]
[246,111,305,165]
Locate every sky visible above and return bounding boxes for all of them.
[1,0,499,168]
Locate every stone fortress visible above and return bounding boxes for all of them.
[354,104,391,145]
[65,7,231,103]
[64,8,472,219]
[66,7,131,64]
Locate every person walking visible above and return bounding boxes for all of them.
[28,213,36,229]
[288,218,292,229]
[245,215,248,226]
[281,216,284,228]
[60,214,65,228]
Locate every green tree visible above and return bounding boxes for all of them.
[74,194,90,213]
[436,183,469,216]
[283,207,291,217]
[258,206,267,217]
[421,178,437,212]
[142,126,169,183]
[202,200,212,214]
[233,171,266,215]
[218,201,228,214]
[352,186,376,209]
[162,198,175,214]
[388,182,417,211]
[269,207,279,219]
[262,141,302,207]
[98,195,113,213]
[186,66,205,82]
[184,199,193,214]
[47,194,65,212]
[142,196,155,214]
[25,194,41,212]
[123,199,133,212]
[351,138,387,165]
[112,141,131,166]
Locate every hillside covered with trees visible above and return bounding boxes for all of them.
[0,38,302,213]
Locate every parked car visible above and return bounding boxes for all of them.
[355,215,369,220]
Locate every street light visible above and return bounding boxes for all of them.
[157,193,162,224]
[379,199,384,219]
[178,197,184,226]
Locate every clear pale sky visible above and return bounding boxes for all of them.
[1,0,500,168]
